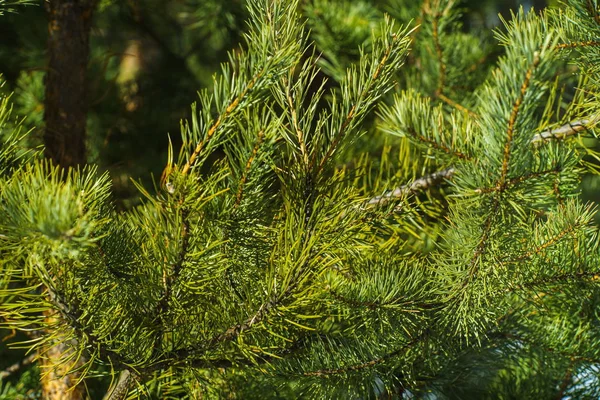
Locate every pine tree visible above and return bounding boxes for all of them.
[2,0,600,399]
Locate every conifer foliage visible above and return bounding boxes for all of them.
[1,0,600,398]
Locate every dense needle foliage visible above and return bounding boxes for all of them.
[1,0,600,399]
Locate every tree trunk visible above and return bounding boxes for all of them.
[44,0,97,168]
[41,1,98,398]
[39,311,86,400]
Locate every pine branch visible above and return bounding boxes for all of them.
[475,166,562,194]
[316,25,409,173]
[367,167,455,207]
[531,119,590,144]
[235,130,265,207]
[437,93,478,117]
[493,331,600,365]
[510,271,600,292]
[181,66,268,176]
[511,224,577,263]
[301,331,427,377]
[282,74,310,167]
[500,53,540,187]
[404,126,471,160]
[329,288,435,311]
[555,40,600,49]
[429,1,447,98]
[371,119,590,207]
[154,208,190,354]
[102,369,137,400]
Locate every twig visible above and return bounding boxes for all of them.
[371,119,593,207]
[367,167,455,207]
[555,40,600,49]
[531,119,590,145]
[102,369,137,400]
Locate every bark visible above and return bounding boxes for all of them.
[41,2,98,398]
[39,311,86,400]
[44,0,97,168]
[102,370,136,400]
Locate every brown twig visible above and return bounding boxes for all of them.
[555,40,600,49]
[367,167,456,207]
[500,53,540,187]
[235,130,265,208]
[316,32,400,174]
[531,119,590,145]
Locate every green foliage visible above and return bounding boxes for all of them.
[0,0,32,15]
[2,0,600,399]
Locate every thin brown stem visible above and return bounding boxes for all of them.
[438,93,477,118]
[316,33,400,173]
[180,67,268,176]
[367,167,455,207]
[500,53,540,187]
[235,130,265,208]
[555,40,600,49]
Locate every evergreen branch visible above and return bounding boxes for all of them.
[367,167,455,207]
[370,120,589,207]
[329,288,435,311]
[555,40,600,49]
[154,208,190,353]
[460,44,544,284]
[511,224,577,263]
[494,331,600,365]
[42,285,129,372]
[426,0,476,117]
[0,353,36,379]
[206,292,283,348]
[466,200,499,282]
[430,6,446,98]
[586,0,600,26]
[181,67,267,176]
[475,166,562,194]
[283,74,310,166]
[510,271,600,292]
[437,93,477,117]
[316,31,402,173]
[405,127,471,160]
[235,130,265,208]
[301,332,426,377]
[531,119,591,145]
[500,53,540,187]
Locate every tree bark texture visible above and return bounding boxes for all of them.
[39,311,86,400]
[44,0,97,168]
[41,2,98,398]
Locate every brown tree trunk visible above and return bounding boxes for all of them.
[39,314,86,400]
[41,1,98,399]
[44,0,97,168]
